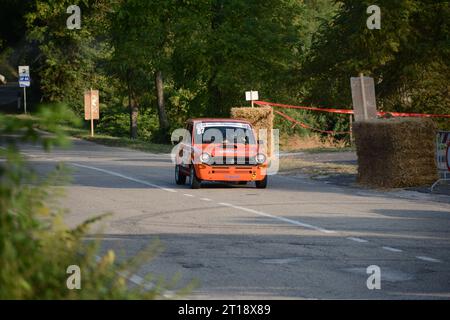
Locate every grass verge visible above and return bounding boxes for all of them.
[61,126,173,154]
[280,134,355,154]
[278,157,357,178]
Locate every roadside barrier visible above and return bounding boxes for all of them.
[254,100,450,136]
[431,131,450,191]
[254,100,450,118]
[273,109,351,135]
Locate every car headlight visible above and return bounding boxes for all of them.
[255,153,266,164]
[200,152,211,163]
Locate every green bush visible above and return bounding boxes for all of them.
[0,104,192,299]
[96,103,160,141]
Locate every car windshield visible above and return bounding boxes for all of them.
[194,123,256,144]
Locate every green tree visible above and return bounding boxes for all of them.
[0,0,32,52]
[303,0,450,117]
[172,0,309,116]
[109,0,178,140]
[26,0,115,117]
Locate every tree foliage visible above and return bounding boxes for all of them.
[0,105,190,298]
[303,0,450,117]
[2,0,447,139]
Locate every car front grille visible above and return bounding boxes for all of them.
[210,156,256,166]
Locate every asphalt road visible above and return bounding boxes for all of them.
[16,137,450,299]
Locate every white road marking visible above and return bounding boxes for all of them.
[96,255,174,297]
[218,202,336,234]
[72,163,336,235]
[127,273,174,298]
[347,237,368,243]
[71,163,177,193]
[382,246,403,253]
[67,162,445,266]
[416,256,442,263]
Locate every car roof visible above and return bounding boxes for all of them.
[187,118,252,125]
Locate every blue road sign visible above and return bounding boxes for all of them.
[19,75,30,87]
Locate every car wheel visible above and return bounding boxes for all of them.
[175,165,186,185]
[255,175,268,189]
[189,165,201,189]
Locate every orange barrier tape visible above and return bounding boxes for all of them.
[274,110,351,135]
[254,101,354,115]
[378,111,450,118]
[255,100,450,119]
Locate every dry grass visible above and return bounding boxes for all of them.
[279,157,357,177]
[280,134,350,152]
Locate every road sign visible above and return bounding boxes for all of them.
[245,90,259,108]
[84,90,100,120]
[84,89,100,137]
[350,75,377,122]
[431,131,450,191]
[18,66,30,87]
[18,66,30,114]
[18,66,29,75]
[447,143,450,171]
[245,90,259,101]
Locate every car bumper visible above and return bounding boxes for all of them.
[195,164,267,181]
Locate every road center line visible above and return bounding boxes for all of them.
[416,256,441,263]
[217,202,336,234]
[72,163,335,234]
[382,246,403,253]
[70,162,444,265]
[71,163,177,193]
[347,237,368,243]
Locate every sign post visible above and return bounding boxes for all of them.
[84,89,100,137]
[245,90,259,108]
[18,66,30,114]
[350,74,377,122]
[359,73,368,120]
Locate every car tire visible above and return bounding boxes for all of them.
[255,175,268,189]
[189,165,201,189]
[175,165,186,185]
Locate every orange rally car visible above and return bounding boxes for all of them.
[174,118,268,189]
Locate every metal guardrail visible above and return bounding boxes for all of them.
[431,131,450,191]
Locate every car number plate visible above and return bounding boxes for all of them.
[225,175,240,179]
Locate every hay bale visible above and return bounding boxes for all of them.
[230,107,274,156]
[353,118,438,188]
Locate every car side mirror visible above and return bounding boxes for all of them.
[257,139,264,145]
